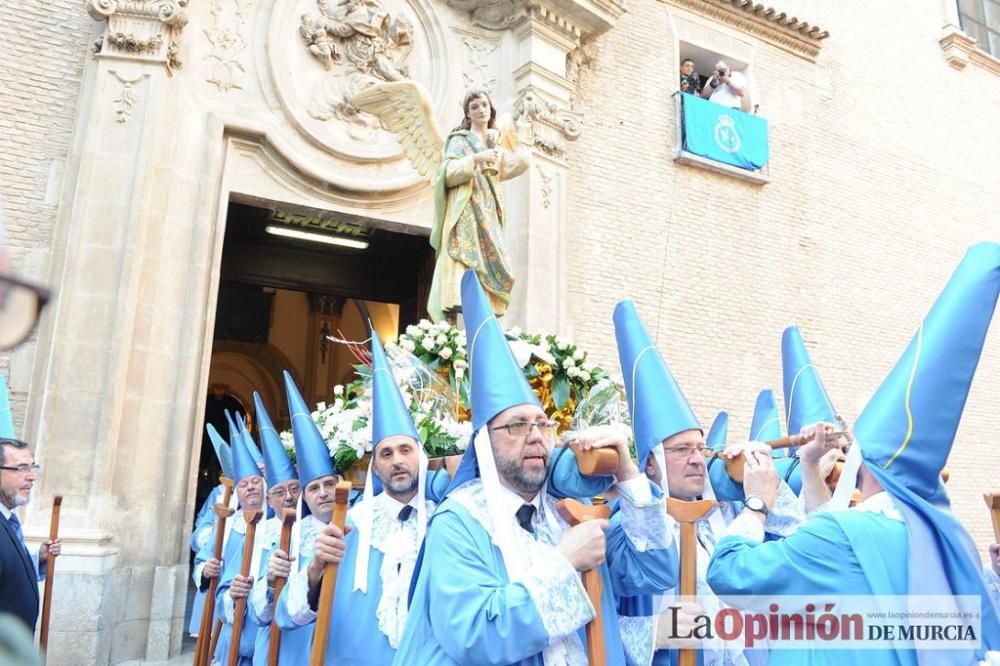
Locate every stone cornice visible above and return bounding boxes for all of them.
[667,0,828,62]
[939,24,1000,76]
[445,0,623,38]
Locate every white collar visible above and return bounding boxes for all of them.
[497,483,542,518]
[375,491,421,517]
[852,491,903,521]
[0,503,12,520]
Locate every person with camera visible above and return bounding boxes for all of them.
[678,58,702,95]
[699,59,747,109]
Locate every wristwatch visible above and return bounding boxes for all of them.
[744,495,769,517]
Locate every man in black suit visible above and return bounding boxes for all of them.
[0,438,60,630]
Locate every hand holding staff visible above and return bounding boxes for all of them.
[39,495,62,660]
[194,478,234,666]
[310,481,352,666]
[555,498,612,666]
[267,509,297,666]
[228,509,263,666]
[666,498,717,666]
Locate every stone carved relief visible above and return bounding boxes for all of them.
[110,71,146,124]
[204,0,250,91]
[513,87,581,157]
[445,0,524,30]
[299,0,416,142]
[462,37,498,90]
[536,163,553,208]
[88,0,189,73]
[566,40,596,105]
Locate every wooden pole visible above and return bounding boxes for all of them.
[985,494,1000,543]
[555,499,612,666]
[309,482,352,666]
[267,509,297,666]
[39,495,62,660]
[194,478,234,666]
[666,498,717,666]
[227,509,263,666]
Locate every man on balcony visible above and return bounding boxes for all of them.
[700,59,747,109]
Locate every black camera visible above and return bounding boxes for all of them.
[717,68,728,78]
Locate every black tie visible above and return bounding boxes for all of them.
[398,505,414,522]
[516,504,536,535]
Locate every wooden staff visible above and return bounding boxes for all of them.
[228,509,264,666]
[194,478,235,666]
[666,498,717,666]
[985,493,1000,543]
[555,498,612,666]
[267,509,297,666]
[309,481,353,666]
[39,495,62,659]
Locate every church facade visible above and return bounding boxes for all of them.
[1,0,998,662]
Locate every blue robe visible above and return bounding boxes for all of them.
[394,479,679,665]
[191,515,242,638]
[276,495,431,665]
[191,484,224,552]
[706,499,916,666]
[209,518,263,666]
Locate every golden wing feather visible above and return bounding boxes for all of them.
[351,81,445,183]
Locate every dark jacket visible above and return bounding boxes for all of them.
[0,512,39,630]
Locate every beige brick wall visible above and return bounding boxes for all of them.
[0,1,94,421]
[568,0,1000,555]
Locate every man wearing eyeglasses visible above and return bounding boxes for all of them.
[396,273,677,665]
[0,438,61,630]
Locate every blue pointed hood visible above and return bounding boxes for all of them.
[370,330,420,448]
[206,424,235,479]
[232,423,262,483]
[235,414,264,466]
[255,392,296,487]
[856,242,1000,653]
[0,376,14,438]
[448,272,540,493]
[781,326,837,436]
[749,389,782,441]
[706,411,729,451]
[284,371,334,486]
[613,300,700,467]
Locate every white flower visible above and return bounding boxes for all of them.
[334,384,344,395]
[421,336,436,350]
[563,357,576,369]
[453,359,468,370]
[436,334,447,346]
[508,339,533,368]
[507,326,523,338]
[316,401,328,412]
[439,347,453,360]
[566,366,578,379]
[400,338,416,353]
[333,398,344,410]
[572,349,585,361]
[456,332,467,347]
[418,319,432,330]
[582,361,595,373]
[455,366,465,379]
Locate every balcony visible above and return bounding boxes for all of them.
[674,92,770,185]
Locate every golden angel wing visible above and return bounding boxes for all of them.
[494,113,519,153]
[351,81,446,183]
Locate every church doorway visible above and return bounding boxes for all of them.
[190,198,433,547]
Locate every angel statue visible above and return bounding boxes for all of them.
[352,82,533,323]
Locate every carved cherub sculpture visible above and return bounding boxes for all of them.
[352,82,533,323]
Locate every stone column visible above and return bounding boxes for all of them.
[20,1,199,662]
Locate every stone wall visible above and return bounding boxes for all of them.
[567,0,1000,552]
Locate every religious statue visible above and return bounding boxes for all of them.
[352,82,533,322]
